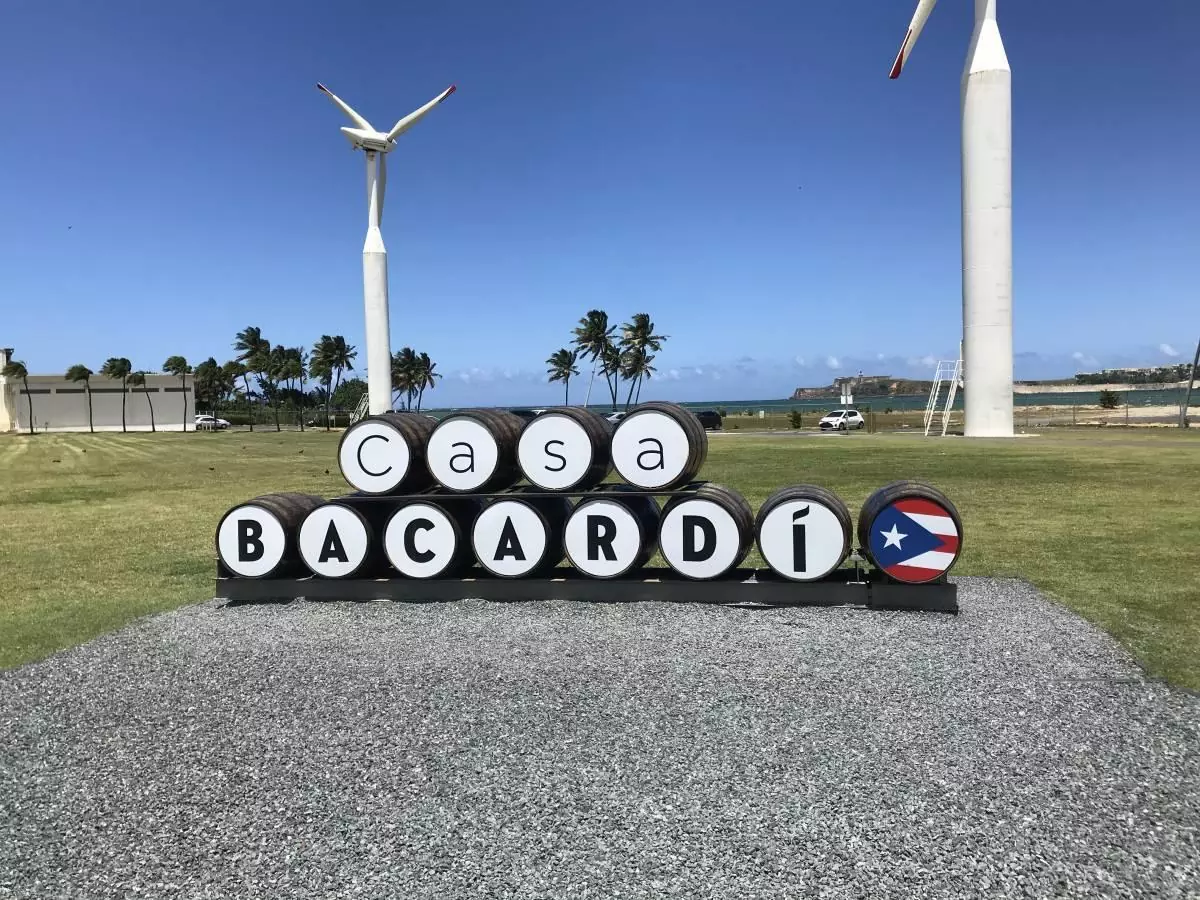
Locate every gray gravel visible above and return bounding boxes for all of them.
[2,578,1198,899]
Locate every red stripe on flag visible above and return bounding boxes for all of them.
[884,563,947,584]
[893,498,952,518]
[937,535,960,553]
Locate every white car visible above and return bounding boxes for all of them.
[605,411,627,425]
[194,414,231,431]
[818,409,865,431]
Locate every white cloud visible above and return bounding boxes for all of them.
[825,356,840,369]
[793,356,806,367]
[1160,343,1179,357]
[877,353,886,361]
[666,368,681,380]
[920,355,936,368]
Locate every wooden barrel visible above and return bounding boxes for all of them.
[470,488,573,578]
[610,401,708,490]
[754,484,852,581]
[425,408,525,492]
[297,494,395,579]
[337,412,436,495]
[657,483,753,580]
[564,484,660,578]
[517,406,613,490]
[857,480,963,584]
[216,492,326,579]
[383,496,484,579]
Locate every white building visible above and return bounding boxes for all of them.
[0,348,195,433]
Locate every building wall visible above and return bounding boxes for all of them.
[0,374,195,433]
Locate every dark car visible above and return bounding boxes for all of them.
[694,409,723,431]
[508,408,540,423]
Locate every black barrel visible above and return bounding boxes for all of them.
[337,412,436,495]
[610,400,708,490]
[471,488,573,578]
[297,494,395,579]
[426,408,526,492]
[564,483,661,578]
[383,496,485,579]
[516,406,613,491]
[216,492,326,579]
[754,484,852,581]
[857,480,963,584]
[658,483,753,580]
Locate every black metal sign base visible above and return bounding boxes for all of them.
[214,565,957,613]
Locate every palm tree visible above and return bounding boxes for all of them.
[162,356,191,431]
[599,342,622,411]
[618,314,668,410]
[414,352,440,412]
[391,347,418,410]
[3,360,34,434]
[222,359,251,427]
[234,326,269,430]
[65,364,95,433]
[289,347,309,430]
[99,357,132,432]
[547,348,579,405]
[310,335,356,428]
[572,310,617,408]
[128,371,157,432]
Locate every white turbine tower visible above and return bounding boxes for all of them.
[317,81,456,416]
[890,0,1013,437]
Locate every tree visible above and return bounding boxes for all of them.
[99,357,132,432]
[1098,389,1121,410]
[3,360,33,434]
[233,326,269,431]
[163,356,191,431]
[65,364,94,433]
[546,348,579,405]
[414,352,440,413]
[193,358,222,417]
[391,347,418,410]
[221,359,250,423]
[291,347,309,430]
[310,335,356,429]
[330,376,367,414]
[572,310,617,408]
[599,342,622,411]
[618,314,668,410]
[128,371,156,432]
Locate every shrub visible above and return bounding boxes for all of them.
[788,410,803,429]
[1098,389,1121,410]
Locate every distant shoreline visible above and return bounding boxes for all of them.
[1012,380,1188,394]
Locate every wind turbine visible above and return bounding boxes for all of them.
[890,0,1013,437]
[316,81,456,416]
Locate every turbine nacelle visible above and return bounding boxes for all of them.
[317,82,456,152]
[339,127,395,153]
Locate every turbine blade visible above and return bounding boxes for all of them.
[385,85,456,143]
[316,82,375,132]
[378,152,387,225]
[889,0,938,78]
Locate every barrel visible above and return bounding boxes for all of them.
[425,408,526,492]
[297,494,394,579]
[610,401,708,490]
[337,412,436,495]
[216,492,326,579]
[517,406,613,490]
[384,496,485,579]
[657,483,753,580]
[754,484,852,581]
[564,483,661,578]
[471,488,573,578]
[857,480,963,584]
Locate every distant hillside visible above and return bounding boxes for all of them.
[791,377,932,400]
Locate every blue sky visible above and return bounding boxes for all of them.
[2,0,1196,405]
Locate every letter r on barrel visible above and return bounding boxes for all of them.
[586,515,617,561]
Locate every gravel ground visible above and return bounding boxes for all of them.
[2,577,1198,899]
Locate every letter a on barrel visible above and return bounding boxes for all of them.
[298,503,373,578]
[471,499,561,578]
[610,402,707,490]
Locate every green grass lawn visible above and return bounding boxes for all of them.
[1,429,1197,688]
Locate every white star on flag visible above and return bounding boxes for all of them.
[881,524,907,549]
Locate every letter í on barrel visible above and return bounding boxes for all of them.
[517,407,612,491]
[425,408,526,492]
[337,412,436,495]
[857,481,963,584]
[216,492,326,578]
[657,483,753,580]
[754,485,852,582]
[610,401,708,490]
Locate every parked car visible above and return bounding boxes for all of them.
[694,409,723,431]
[508,408,541,423]
[194,414,230,431]
[818,409,865,431]
[605,411,627,425]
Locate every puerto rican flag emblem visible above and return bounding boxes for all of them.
[869,498,960,584]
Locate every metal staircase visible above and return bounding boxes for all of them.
[923,356,963,437]
[349,392,370,426]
